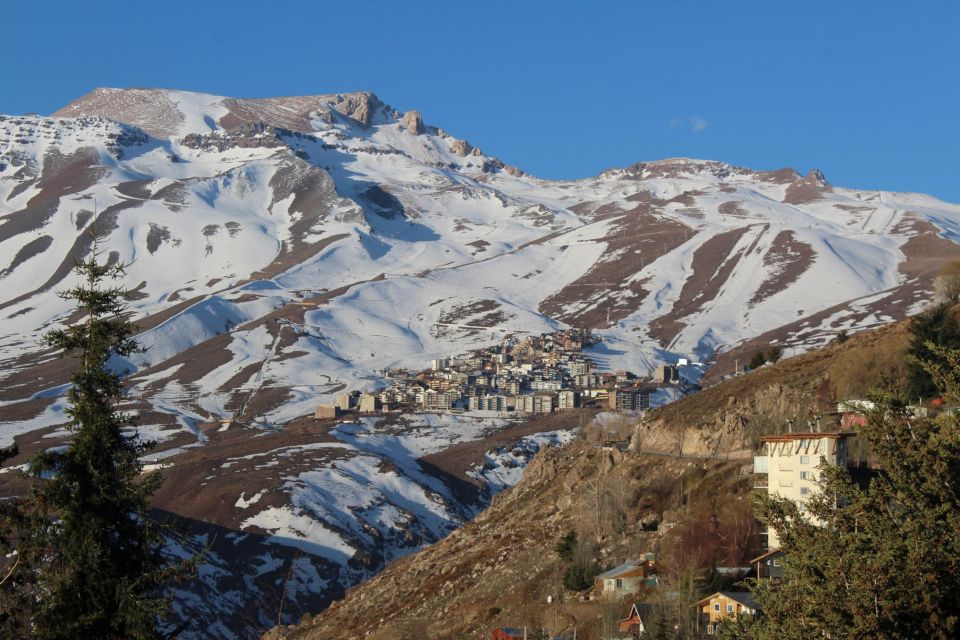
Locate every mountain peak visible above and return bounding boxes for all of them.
[53,87,395,138]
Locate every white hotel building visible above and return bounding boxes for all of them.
[754,431,854,548]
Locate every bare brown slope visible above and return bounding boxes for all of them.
[271,442,748,640]
[652,318,912,450]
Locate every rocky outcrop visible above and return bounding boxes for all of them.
[330,92,381,126]
[450,138,472,157]
[783,169,831,204]
[400,110,425,134]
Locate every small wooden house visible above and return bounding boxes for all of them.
[694,591,759,635]
[618,602,656,637]
[750,548,784,582]
[595,556,657,599]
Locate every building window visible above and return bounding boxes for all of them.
[800,487,810,496]
[615,578,623,588]
[800,455,810,464]
[800,471,809,480]
[727,604,734,613]
[714,603,720,612]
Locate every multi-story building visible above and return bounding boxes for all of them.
[576,373,604,388]
[531,378,562,392]
[613,389,650,412]
[515,394,535,414]
[567,360,592,376]
[468,395,507,412]
[557,390,578,410]
[422,389,460,411]
[533,393,555,414]
[357,393,381,413]
[654,364,679,384]
[335,393,353,411]
[754,431,854,548]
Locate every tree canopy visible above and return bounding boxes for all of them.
[734,343,960,639]
[0,249,191,639]
[907,303,960,399]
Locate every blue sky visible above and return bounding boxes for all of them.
[3,1,958,201]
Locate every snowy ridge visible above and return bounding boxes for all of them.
[3,87,960,638]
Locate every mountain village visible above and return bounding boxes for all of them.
[315,328,685,420]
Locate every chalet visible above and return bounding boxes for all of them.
[750,548,784,582]
[618,603,656,637]
[594,557,657,599]
[837,399,874,428]
[694,592,759,635]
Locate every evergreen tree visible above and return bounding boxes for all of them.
[743,343,960,639]
[747,352,767,370]
[554,530,577,562]
[561,539,600,592]
[0,249,186,639]
[907,303,960,399]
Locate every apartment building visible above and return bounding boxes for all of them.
[754,431,854,548]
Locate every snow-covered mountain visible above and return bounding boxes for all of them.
[2,87,960,637]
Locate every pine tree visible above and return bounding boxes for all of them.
[742,343,960,639]
[907,303,960,398]
[0,249,186,639]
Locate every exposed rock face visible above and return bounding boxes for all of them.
[400,110,425,134]
[54,87,186,139]
[450,138,472,156]
[783,168,832,204]
[330,92,381,126]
